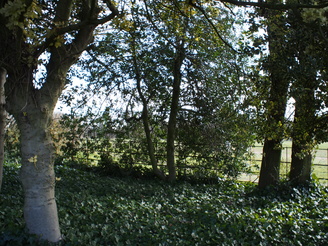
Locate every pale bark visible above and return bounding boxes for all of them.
[0,67,6,192]
[18,111,61,241]
[1,0,118,241]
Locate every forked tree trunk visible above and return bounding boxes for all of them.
[131,37,166,180]
[12,102,61,241]
[1,0,118,241]
[0,67,6,192]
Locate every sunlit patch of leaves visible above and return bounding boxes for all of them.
[1,164,328,245]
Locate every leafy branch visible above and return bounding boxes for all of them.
[219,0,328,10]
[188,1,239,53]
[34,0,119,58]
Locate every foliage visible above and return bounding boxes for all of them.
[1,164,328,245]
[62,0,255,179]
[4,114,81,165]
[54,110,253,179]
[4,116,20,162]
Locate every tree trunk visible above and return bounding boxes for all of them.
[17,111,61,242]
[0,67,6,192]
[289,16,317,185]
[1,0,118,241]
[258,2,289,188]
[259,139,282,188]
[289,85,315,184]
[141,107,166,180]
[131,36,166,180]
[166,41,185,182]
[290,140,312,184]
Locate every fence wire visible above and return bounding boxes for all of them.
[243,146,328,186]
[73,139,328,185]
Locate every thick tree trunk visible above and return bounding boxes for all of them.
[16,109,61,242]
[289,21,317,185]
[259,139,282,188]
[290,141,312,184]
[1,0,118,241]
[0,67,6,192]
[289,88,315,184]
[258,1,289,188]
[166,41,185,182]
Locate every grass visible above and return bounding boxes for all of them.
[1,163,328,245]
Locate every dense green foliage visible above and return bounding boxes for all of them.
[1,163,328,245]
[1,0,328,243]
[62,0,255,180]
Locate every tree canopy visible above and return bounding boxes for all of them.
[1,0,328,242]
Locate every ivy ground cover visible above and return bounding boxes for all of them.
[1,164,328,245]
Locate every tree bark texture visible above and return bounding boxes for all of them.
[4,66,70,241]
[290,141,312,184]
[166,41,185,182]
[0,67,6,192]
[290,76,316,184]
[0,0,118,241]
[259,139,282,188]
[18,110,61,241]
[289,12,317,185]
[258,2,290,188]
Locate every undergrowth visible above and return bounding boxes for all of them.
[1,164,328,245]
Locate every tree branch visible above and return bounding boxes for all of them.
[189,1,239,53]
[34,1,119,58]
[219,0,328,10]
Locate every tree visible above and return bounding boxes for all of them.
[76,0,251,181]
[0,0,118,241]
[244,1,328,187]
[130,29,166,180]
[289,4,328,185]
[258,1,291,188]
[166,39,186,182]
[136,0,187,182]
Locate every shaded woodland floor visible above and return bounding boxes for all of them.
[1,164,328,245]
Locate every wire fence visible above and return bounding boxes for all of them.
[73,139,328,186]
[242,146,328,186]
